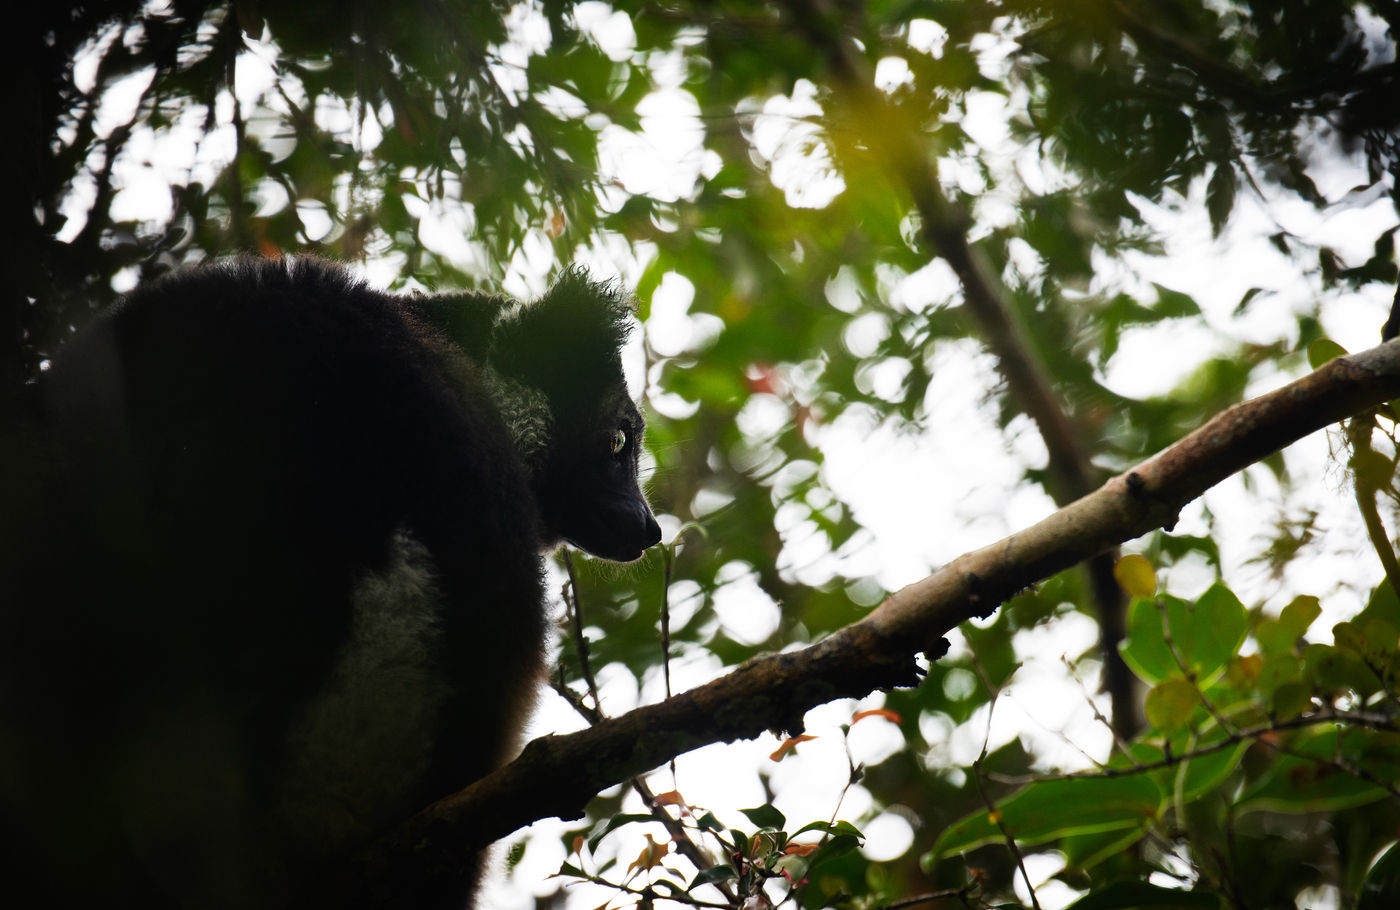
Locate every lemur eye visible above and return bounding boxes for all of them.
[611,427,628,455]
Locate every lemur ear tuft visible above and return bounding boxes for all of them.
[490,269,634,394]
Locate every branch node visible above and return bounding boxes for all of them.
[965,571,1000,618]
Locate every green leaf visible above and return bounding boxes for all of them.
[1206,164,1236,237]
[1119,584,1248,685]
[587,813,656,851]
[808,833,862,867]
[1337,617,1400,667]
[1237,728,1400,813]
[1362,617,1399,655]
[794,819,864,838]
[1120,596,1185,684]
[690,865,737,890]
[1257,653,1301,694]
[1173,738,1251,800]
[1126,735,1250,802]
[931,774,1162,858]
[1280,595,1321,636]
[1189,584,1250,676]
[739,804,786,831]
[1060,827,1153,871]
[1358,841,1400,910]
[1064,881,1222,910]
[1352,447,1396,489]
[1145,677,1198,731]
[1359,581,1400,628]
[1333,621,1369,655]
[1152,283,1202,319]
[1307,338,1347,369]
[696,811,725,833]
[1234,286,1264,315]
[1305,642,1376,696]
[1255,618,1293,657]
[1270,680,1311,720]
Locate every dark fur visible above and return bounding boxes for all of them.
[0,257,660,908]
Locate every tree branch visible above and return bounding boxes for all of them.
[776,0,1141,737]
[339,339,1400,906]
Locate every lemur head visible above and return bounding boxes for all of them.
[489,270,662,563]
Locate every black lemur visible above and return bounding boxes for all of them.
[0,257,661,909]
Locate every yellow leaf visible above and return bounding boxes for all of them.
[1113,554,1157,598]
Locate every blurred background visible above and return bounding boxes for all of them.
[5,2,1400,908]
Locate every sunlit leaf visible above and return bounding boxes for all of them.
[1307,338,1348,369]
[1120,596,1185,684]
[1258,595,1322,656]
[1358,841,1400,910]
[1113,555,1157,598]
[931,774,1162,858]
[1120,584,1248,685]
[1145,677,1198,731]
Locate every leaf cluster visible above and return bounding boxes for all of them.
[12,2,1400,909]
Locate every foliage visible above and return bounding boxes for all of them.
[933,565,1400,908]
[9,1,1400,909]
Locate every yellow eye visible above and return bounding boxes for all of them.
[611,427,627,455]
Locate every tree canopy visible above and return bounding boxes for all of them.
[7,1,1400,908]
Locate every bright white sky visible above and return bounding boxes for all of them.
[75,4,1399,908]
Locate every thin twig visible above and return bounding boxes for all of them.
[557,552,735,905]
[877,885,979,910]
[566,869,732,909]
[969,653,1042,910]
[1156,599,1237,735]
[561,550,602,712]
[1346,415,1400,600]
[1061,655,1140,766]
[985,708,1400,786]
[661,543,675,701]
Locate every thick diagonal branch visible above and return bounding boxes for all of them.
[340,340,1400,908]
[785,0,1138,735]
